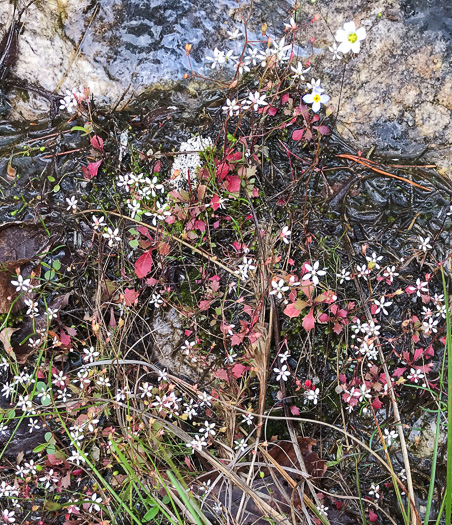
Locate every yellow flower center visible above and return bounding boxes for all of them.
[348,32,358,43]
[313,94,321,103]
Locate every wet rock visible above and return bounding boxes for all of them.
[408,413,447,458]
[0,416,49,458]
[150,308,216,385]
[303,0,452,173]
[0,0,290,120]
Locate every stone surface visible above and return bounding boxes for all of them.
[302,0,452,174]
[408,412,447,458]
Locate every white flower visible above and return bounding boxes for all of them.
[234,59,251,76]
[374,296,392,315]
[224,50,238,63]
[274,365,291,381]
[17,395,33,412]
[366,252,383,269]
[303,261,326,286]
[317,505,329,517]
[28,418,40,433]
[288,275,300,287]
[66,196,78,211]
[222,98,241,117]
[52,370,67,388]
[328,43,342,60]
[304,387,320,405]
[188,434,207,451]
[369,483,380,499]
[279,351,291,363]
[356,264,370,279]
[83,346,100,363]
[205,47,226,69]
[47,307,59,320]
[242,412,254,426]
[335,21,366,54]
[246,47,260,66]
[24,460,37,475]
[15,465,27,478]
[384,428,398,446]
[243,91,268,111]
[336,269,351,284]
[306,79,324,93]
[269,279,289,299]
[24,298,39,317]
[290,61,310,81]
[200,421,216,436]
[96,376,111,388]
[198,392,212,406]
[28,338,41,348]
[103,227,121,248]
[158,369,168,382]
[181,340,196,354]
[284,17,297,31]
[271,37,291,62]
[57,388,72,402]
[89,493,103,512]
[140,382,153,398]
[145,176,164,197]
[117,173,131,191]
[39,469,59,489]
[149,293,163,307]
[407,368,424,383]
[115,387,131,402]
[303,87,330,112]
[237,256,256,280]
[418,236,432,251]
[280,226,291,244]
[68,450,86,465]
[127,199,141,219]
[92,215,105,231]
[11,274,31,292]
[234,438,247,453]
[227,28,243,40]
[383,266,399,283]
[1,510,15,523]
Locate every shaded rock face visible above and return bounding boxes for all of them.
[303,0,452,173]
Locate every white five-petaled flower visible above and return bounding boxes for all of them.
[244,91,268,111]
[274,364,291,381]
[383,265,399,283]
[227,28,243,40]
[103,227,121,247]
[188,434,207,451]
[83,346,100,363]
[335,21,366,54]
[303,261,326,286]
[89,493,103,512]
[302,88,330,113]
[234,438,248,453]
[222,98,241,117]
[242,412,255,426]
[1,510,15,523]
[66,196,78,211]
[92,215,105,231]
[418,236,432,251]
[290,61,310,81]
[127,199,141,219]
[205,47,226,69]
[304,387,320,405]
[384,428,398,446]
[407,368,424,383]
[11,274,31,292]
[200,421,216,436]
[374,296,392,316]
[280,226,291,244]
[328,43,342,60]
[269,279,289,299]
[158,369,168,382]
[279,351,291,363]
[317,505,329,517]
[336,269,351,284]
[366,252,383,269]
[306,78,323,92]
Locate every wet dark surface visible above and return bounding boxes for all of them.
[401,0,452,40]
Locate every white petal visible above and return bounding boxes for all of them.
[334,29,347,42]
[337,41,352,54]
[312,101,321,112]
[320,94,330,104]
[343,21,356,34]
[303,93,314,104]
[356,27,366,40]
[351,41,361,53]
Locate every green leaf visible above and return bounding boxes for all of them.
[143,506,159,522]
[41,396,51,407]
[52,260,61,271]
[36,381,47,392]
[162,495,171,504]
[129,239,139,248]
[53,184,60,193]
[45,432,53,442]
[48,176,55,182]
[33,442,48,453]
[46,444,56,455]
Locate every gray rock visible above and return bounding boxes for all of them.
[408,413,447,458]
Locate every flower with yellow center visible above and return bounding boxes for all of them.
[302,80,330,113]
[335,21,366,54]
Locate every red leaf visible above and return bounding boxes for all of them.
[195,220,206,232]
[225,175,241,193]
[284,302,302,318]
[268,107,277,116]
[215,368,229,381]
[153,160,162,173]
[302,308,316,331]
[90,135,104,151]
[392,367,407,377]
[123,288,139,306]
[369,509,378,522]
[217,161,230,181]
[60,329,71,346]
[232,363,248,379]
[333,321,343,335]
[198,300,211,311]
[82,160,102,180]
[290,405,300,416]
[210,194,221,211]
[372,397,383,410]
[292,129,305,141]
[316,125,330,136]
[134,251,153,279]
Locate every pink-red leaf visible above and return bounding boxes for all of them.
[90,135,104,151]
[134,251,153,279]
[302,308,316,331]
[292,128,305,141]
[82,160,102,180]
[225,175,241,193]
